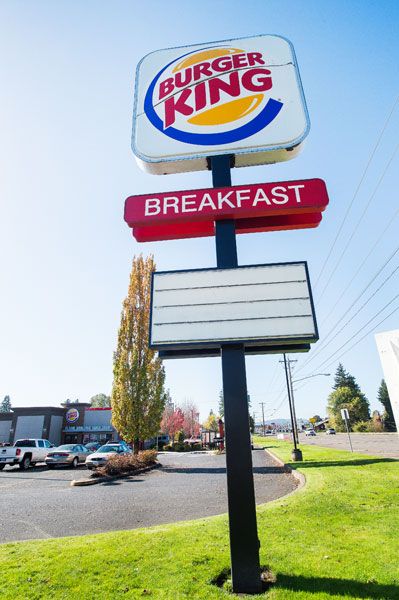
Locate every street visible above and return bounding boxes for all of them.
[299,432,399,458]
[0,449,297,543]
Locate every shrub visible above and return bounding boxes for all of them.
[93,450,158,478]
[352,421,370,432]
[352,419,385,433]
[190,443,203,451]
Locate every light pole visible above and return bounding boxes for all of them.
[292,373,331,384]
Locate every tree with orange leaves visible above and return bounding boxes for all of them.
[111,255,165,453]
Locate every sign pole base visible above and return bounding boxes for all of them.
[211,155,262,594]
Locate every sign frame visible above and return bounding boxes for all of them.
[149,260,319,353]
[132,34,311,174]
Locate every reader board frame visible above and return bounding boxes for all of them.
[149,260,318,354]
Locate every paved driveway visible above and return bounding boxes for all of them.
[299,432,399,458]
[0,449,296,543]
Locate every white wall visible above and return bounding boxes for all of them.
[14,415,44,441]
[0,420,12,443]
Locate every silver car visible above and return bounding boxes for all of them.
[45,444,90,468]
[85,444,130,470]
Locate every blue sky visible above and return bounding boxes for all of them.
[1,0,399,423]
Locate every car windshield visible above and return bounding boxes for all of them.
[54,445,75,451]
[96,445,119,453]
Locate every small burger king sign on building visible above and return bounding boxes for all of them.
[132,34,310,174]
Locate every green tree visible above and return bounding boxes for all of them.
[378,379,397,432]
[90,393,111,408]
[333,363,362,394]
[203,410,219,431]
[249,413,255,434]
[0,395,11,413]
[111,255,166,453]
[327,386,370,431]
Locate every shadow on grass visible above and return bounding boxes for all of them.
[277,573,399,598]
[288,457,398,469]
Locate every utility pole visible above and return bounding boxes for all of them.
[286,358,299,444]
[280,356,299,444]
[282,354,303,461]
[260,402,266,436]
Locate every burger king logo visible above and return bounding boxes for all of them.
[144,46,284,146]
[66,408,79,424]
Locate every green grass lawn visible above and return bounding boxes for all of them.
[0,440,398,599]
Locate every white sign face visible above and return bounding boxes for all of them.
[150,263,317,350]
[375,330,399,432]
[133,35,310,174]
[341,408,350,420]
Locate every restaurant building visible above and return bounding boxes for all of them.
[0,401,119,446]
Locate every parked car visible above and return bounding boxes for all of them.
[305,430,316,436]
[84,442,102,453]
[0,439,54,470]
[326,428,336,435]
[85,444,130,470]
[45,444,90,468]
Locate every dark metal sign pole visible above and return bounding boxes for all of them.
[210,154,262,594]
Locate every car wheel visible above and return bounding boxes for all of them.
[47,464,55,469]
[0,465,5,471]
[72,457,78,468]
[19,456,31,470]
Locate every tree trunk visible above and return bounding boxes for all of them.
[133,437,140,455]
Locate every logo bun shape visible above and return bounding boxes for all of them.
[144,46,284,146]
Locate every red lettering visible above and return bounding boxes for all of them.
[164,88,193,127]
[175,69,192,88]
[232,53,248,69]
[159,77,174,100]
[241,68,272,92]
[209,72,241,106]
[193,62,212,81]
[247,52,265,66]
[194,81,207,112]
[212,55,233,72]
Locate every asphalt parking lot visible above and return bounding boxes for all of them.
[298,432,399,458]
[0,449,297,543]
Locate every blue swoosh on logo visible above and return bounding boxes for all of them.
[143,49,283,146]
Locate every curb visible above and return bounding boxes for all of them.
[262,447,306,491]
[71,462,161,487]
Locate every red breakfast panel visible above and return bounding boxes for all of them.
[132,212,322,242]
[124,178,329,228]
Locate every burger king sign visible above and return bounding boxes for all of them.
[132,35,310,174]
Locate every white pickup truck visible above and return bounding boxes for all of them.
[0,439,54,470]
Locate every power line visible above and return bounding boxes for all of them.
[317,141,399,302]
[296,240,399,376]
[313,302,399,374]
[304,293,399,373]
[319,202,399,329]
[314,94,399,289]
[297,259,399,372]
